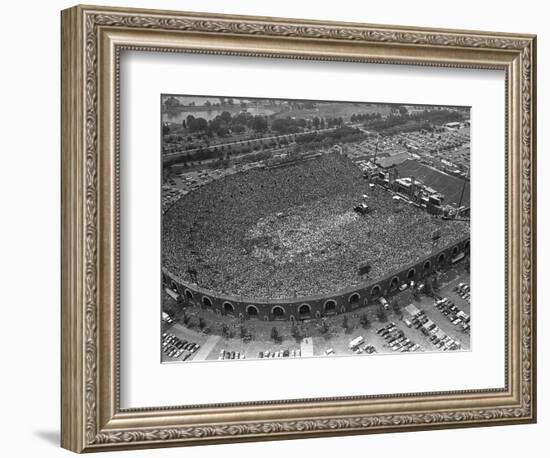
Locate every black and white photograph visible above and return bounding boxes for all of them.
[160,95,471,363]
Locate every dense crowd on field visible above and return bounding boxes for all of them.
[162,153,469,300]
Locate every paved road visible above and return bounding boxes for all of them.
[163,127,339,161]
[192,334,221,361]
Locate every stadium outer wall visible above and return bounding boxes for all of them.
[162,237,469,321]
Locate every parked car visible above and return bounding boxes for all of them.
[348,336,364,350]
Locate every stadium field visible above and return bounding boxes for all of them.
[162,153,469,300]
[395,159,470,207]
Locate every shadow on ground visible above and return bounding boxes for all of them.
[34,430,59,446]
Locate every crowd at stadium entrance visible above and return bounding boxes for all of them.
[163,236,469,322]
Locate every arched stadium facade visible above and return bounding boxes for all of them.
[162,236,469,322]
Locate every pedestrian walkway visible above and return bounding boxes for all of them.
[192,334,220,361]
[300,337,314,357]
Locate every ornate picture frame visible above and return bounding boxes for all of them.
[61,4,536,453]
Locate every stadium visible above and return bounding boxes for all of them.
[162,152,469,321]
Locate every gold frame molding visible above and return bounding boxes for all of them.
[61,4,537,453]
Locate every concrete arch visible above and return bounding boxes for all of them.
[223,301,235,314]
[162,235,471,322]
[246,304,259,317]
[324,300,336,312]
[271,305,286,319]
[298,304,311,317]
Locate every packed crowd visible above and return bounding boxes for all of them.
[162,185,187,213]
[162,153,469,300]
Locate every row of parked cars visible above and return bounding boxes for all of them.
[407,307,463,351]
[454,282,471,304]
[162,332,200,361]
[259,349,301,359]
[376,323,421,352]
[434,296,470,333]
[219,349,246,360]
[427,332,462,351]
[347,336,378,355]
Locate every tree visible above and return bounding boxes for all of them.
[424,277,433,296]
[376,305,387,322]
[186,115,208,133]
[270,327,280,343]
[194,117,208,132]
[318,319,330,336]
[182,311,191,325]
[291,322,302,340]
[250,115,268,133]
[432,274,441,292]
[231,124,245,134]
[392,299,403,319]
[186,114,196,128]
[163,96,181,108]
[342,315,352,333]
[220,111,232,123]
[221,323,230,338]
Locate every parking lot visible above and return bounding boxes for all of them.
[161,267,470,363]
[161,323,213,363]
